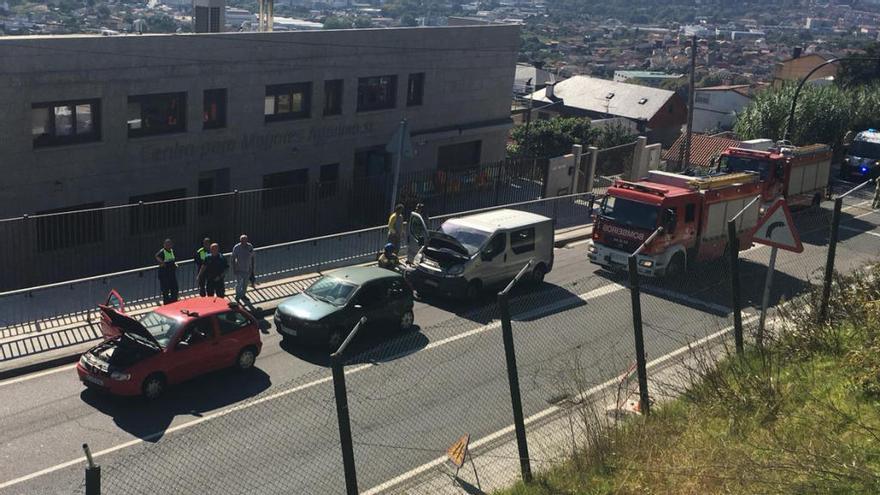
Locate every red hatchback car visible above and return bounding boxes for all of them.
[77,291,263,399]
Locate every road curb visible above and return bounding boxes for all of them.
[554,226,593,248]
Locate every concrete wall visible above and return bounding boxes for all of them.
[0,25,520,217]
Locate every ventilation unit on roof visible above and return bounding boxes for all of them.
[638,97,648,104]
[605,92,615,99]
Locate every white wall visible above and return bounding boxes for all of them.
[692,90,752,133]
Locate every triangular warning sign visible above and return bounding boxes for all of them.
[751,199,803,253]
[446,434,470,468]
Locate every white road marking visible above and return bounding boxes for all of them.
[0,364,77,388]
[363,314,760,495]
[841,226,880,238]
[0,282,628,491]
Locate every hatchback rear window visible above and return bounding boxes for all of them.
[217,311,250,335]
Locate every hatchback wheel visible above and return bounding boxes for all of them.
[399,310,415,331]
[236,347,257,371]
[532,264,547,284]
[142,374,166,400]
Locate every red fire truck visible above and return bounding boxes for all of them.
[718,143,832,207]
[588,171,763,278]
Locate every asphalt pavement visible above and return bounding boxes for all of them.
[0,188,877,495]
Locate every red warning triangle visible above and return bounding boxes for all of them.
[750,199,803,253]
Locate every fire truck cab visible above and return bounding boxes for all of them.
[588,171,762,278]
[719,143,831,208]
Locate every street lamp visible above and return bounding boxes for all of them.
[782,56,880,143]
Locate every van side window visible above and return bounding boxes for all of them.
[510,227,535,254]
[483,233,506,260]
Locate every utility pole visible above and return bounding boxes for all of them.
[683,34,697,171]
[523,78,534,156]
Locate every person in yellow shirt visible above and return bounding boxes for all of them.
[387,203,404,252]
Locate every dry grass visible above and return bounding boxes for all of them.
[498,268,880,495]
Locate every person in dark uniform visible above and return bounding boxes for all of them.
[194,237,211,296]
[155,238,179,305]
[198,243,229,297]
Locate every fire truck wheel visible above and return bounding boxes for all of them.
[665,254,685,280]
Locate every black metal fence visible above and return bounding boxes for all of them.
[1,158,547,290]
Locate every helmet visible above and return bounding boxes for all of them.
[384,243,395,253]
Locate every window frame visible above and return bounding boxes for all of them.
[35,202,105,252]
[264,82,312,122]
[217,311,251,335]
[262,169,310,209]
[32,99,101,148]
[357,75,398,112]
[510,227,536,255]
[323,79,344,116]
[318,163,340,199]
[406,72,425,107]
[127,92,187,138]
[202,88,227,130]
[128,189,188,235]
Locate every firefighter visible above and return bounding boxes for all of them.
[194,237,211,296]
[155,238,179,305]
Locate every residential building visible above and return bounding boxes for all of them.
[692,84,759,133]
[613,70,683,88]
[0,25,520,217]
[526,75,687,146]
[772,52,837,86]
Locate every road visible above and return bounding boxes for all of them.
[0,189,878,494]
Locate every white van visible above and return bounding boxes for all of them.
[408,209,554,299]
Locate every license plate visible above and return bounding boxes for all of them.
[84,375,104,386]
[424,279,439,287]
[280,324,298,336]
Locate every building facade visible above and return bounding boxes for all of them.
[0,25,519,218]
[692,85,754,133]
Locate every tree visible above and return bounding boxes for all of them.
[353,16,373,28]
[400,13,418,26]
[509,117,597,158]
[734,83,852,150]
[837,44,880,88]
[323,16,352,29]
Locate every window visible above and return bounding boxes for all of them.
[324,79,343,116]
[357,75,397,112]
[406,73,425,106]
[262,169,309,209]
[437,141,482,171]
[32,99,100,147]
[264,83,311,122]
[319,163,340,198]
[180,318,215,346]
[511,227,535,254]
[128,189,187,235]
[217,311,251,335]
[127,92,186,137]
[203,88,227,129]
[482,234,507,260]
[35,202,105,252]
[685,204,696,223]
[354,147,391,178]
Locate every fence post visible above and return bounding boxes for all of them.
[330,318,365,495]
[627,255,651,415]
[585,146,598,193]
[232,189,240,239]
[818,197,842,323]
[498,261,534,483]
[83,443,100,495]
[727,220,744,355]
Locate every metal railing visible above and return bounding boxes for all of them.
[0,192,597,351]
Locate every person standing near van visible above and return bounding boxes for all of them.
[406,203,428,265]
[232,234,255,302]
[194,237,211,296]
[198,243,228,297]
[155,238,179,305]
[387,204,404,253]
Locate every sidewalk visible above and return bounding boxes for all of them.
[0,224,593,381]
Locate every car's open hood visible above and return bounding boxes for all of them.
[425,231,470,258]
[98,305,162,349]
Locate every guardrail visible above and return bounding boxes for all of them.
[0,192,597,349]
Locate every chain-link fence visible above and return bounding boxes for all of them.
[52,180,879,495]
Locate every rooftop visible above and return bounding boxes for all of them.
[530,75,678,122]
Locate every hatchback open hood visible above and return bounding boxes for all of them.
[98,305,162,349]
[425,231,470,258]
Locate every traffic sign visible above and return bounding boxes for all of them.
[446,434,470,468]
[751,199,803,253]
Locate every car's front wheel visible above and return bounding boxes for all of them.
[142,373,166,400]
[399,310,415,331]
[236,347,257,371]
